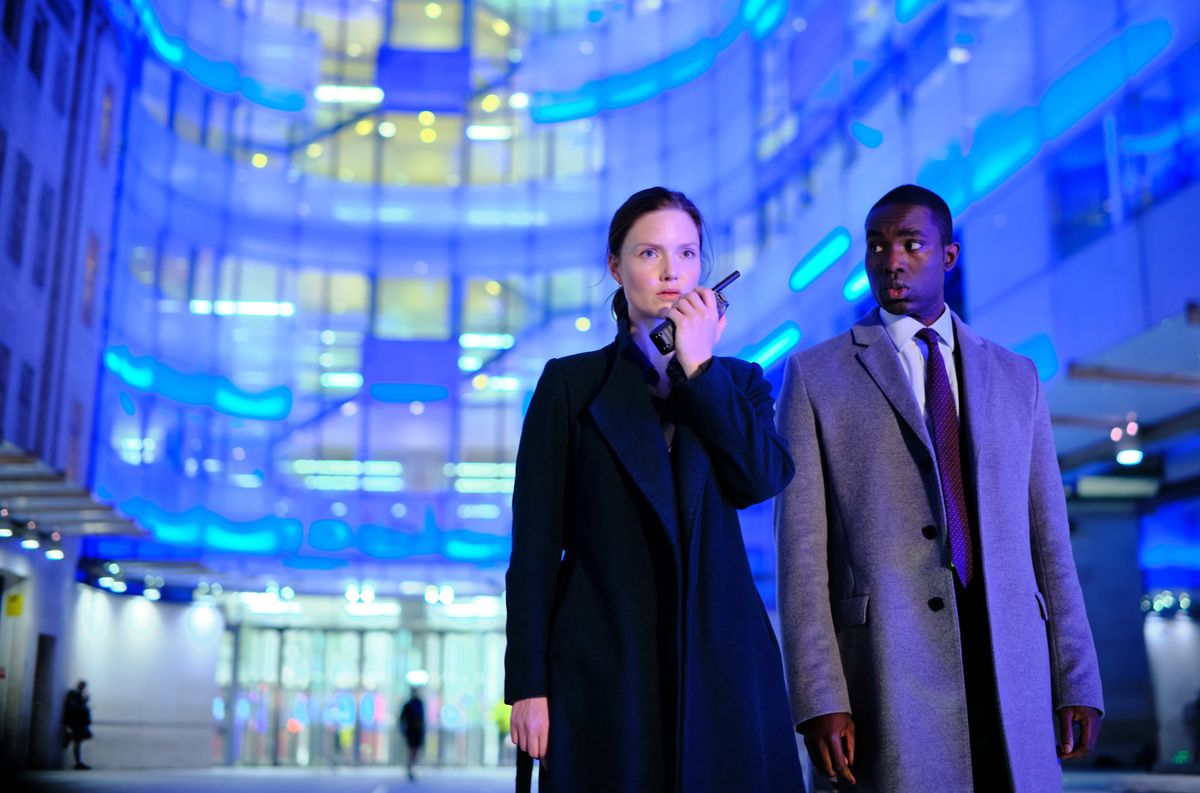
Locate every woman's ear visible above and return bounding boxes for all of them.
[608,254,622,285]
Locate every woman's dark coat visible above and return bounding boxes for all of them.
[505,332,803,792]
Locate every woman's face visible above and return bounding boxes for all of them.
[608,208,702,327]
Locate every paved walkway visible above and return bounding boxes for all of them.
[15,766,1200,792]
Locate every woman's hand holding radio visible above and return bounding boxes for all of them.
[667,287,726,379]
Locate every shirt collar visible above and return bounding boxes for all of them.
[878,305,956,353]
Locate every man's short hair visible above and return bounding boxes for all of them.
[869,184,953,246]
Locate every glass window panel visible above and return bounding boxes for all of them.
[374,276,450,339]
[389,0,463,49]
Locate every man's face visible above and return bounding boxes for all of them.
[864,204,959,325]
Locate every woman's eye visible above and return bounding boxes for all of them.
[681,249,696,258]
[640,249,657,259]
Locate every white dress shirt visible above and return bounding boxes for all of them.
[878,305,960,419]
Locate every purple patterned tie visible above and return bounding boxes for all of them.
[917,327,974,587]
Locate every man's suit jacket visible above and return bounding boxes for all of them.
[774,309,1103,793]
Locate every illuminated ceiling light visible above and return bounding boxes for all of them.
[378,121,397,138]
[320,372,364,389]
[459,332,514,349]
[360,583,376,604]
[251,153,269,168]
[20,532,40,550]
[481,93,501,113]
[143,587,161,601]
[458,355,482,372]
[419,128,438,144]
[1110,427,1123,442]
[492,18,511,36]
[418,110,436,126]
[98,576,114,588]
[424,2,442,18]
[320,329,336,344]
[439,585,455,605]
[472,374,489,390]
[579,40,594,55]
[406,669,430,686]
[346,583,360,603]
[347,42,363,57]
[424,586,439,605]
[390,503,407,518]
[314,85,384,104]
[0,526,12,538]
[466,124,513,141]
[507,48,522,63]
[45,546,65,561]
[188,299,295,317]
[1126,420,1139,436]
[508,92,529,109]
[108,562,120,574]
[410,401,425,415]
[948,46,971,64]
[739,322,803,372]
[575,317,591,332]
[110,581,128,593]
[280,586,295,600]
[355,118,375,136]
[1116,448,1144,466]
[484,280,502,296]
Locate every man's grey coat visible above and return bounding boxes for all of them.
[774,309,1103,792]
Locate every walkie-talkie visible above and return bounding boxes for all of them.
[649,270,741,355]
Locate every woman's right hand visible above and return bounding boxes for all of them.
[510,696,549,759]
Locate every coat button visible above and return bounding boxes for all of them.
[922,525,937,539]
[928,597,945,612]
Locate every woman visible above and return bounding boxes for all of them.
[505,187,802,791]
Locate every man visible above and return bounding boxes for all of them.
[774,184,1103,792]
[62,680,92,770]
[399,688,426,781]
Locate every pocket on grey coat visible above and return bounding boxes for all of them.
[1034,590,1049,622]
[832,594,869,632]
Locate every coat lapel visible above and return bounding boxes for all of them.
[587,342,680,547]
[953,311,991,467]
[673,423,709,587]
[851,312,935,458]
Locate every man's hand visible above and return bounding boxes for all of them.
[1057,705,1101,759]
[511,697,549,759]
[800,712,857,785]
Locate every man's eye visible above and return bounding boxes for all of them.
[868,243,883,254]
[906,241,924,251]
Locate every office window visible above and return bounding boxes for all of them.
[51,44,68,114]
[98,83,115,166]
[31,183,54,287]
[0,343,8,441]
[66,399,83,481]
[81,233,98,325]
[27,7,46,81]
[16,362,33,449]
[5,152,31,266]
[2,0,24,47]
[374,277,450,339]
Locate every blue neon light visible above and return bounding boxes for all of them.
[309,519,354,552]
[895,0,940,24]
[1040,20,1173,140]
[738,321,802,371]
[369,383,451,404]
[104,346,293,420]
[531,0,787,123]
[843,262,870,302]
[790,227,852,292]
[850,122,884,148]
[832,18,1173,302]
[121,498,304,555]
[116,496,515,564]
[1011,334,1059,382]
[124,0,307,112]
[119,392,136,415]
